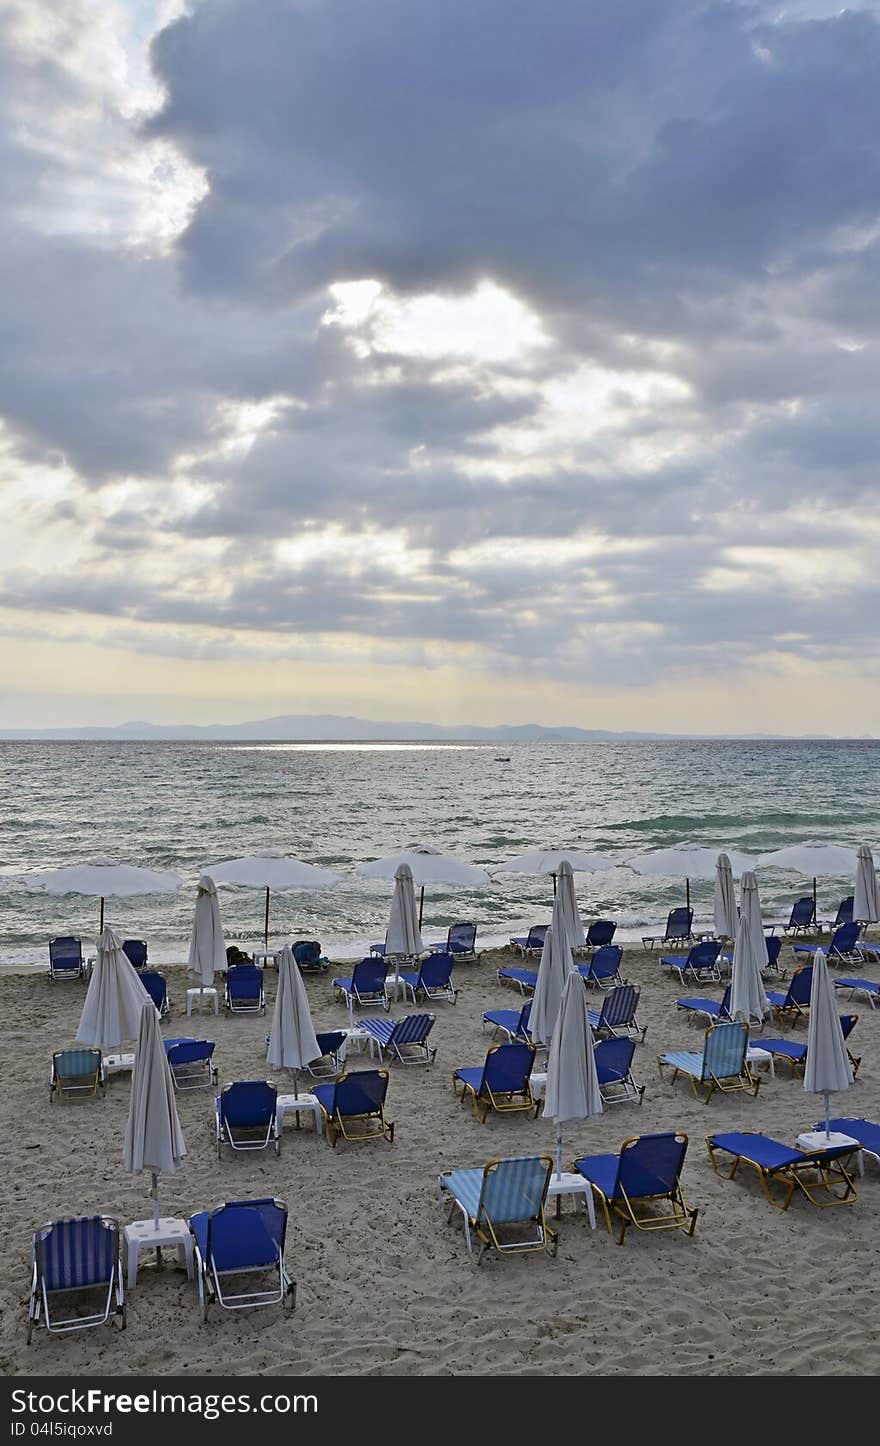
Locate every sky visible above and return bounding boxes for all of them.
[1,0,878,734]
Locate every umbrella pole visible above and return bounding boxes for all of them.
[555,1126,563,1182]
[824,1091,831,1140]
[418,885,425,928]
[99,896,105,933]
[264,886,270,952]
[552,873,557,898]
[686,877,691,913]
[151,1171,160,1230]
[812,877,817,925]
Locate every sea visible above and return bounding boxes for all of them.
[1,737,877,971]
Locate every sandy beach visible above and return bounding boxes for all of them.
[2,940,878,1378]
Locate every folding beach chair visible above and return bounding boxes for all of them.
[438,1155,558,1263]
[508,924,548,957]
[641,907,694,950]
[719,935,783,977]
[658,1020,759,1102]
[792,922,862,968]
[573,1132,699,1245]
[820,897,854,933]
[312,1069,395,1146]
[50,1048,104,1102]
[164,1037,218,1090]
[189,1198,294,1321]
[48,937,84,982]
[121,939,148,969]
[578,945,624,989]
[766,965,813,1026]
[332,957,390,1012]
[780,896,816,936]
[398,951,458,1005]
[482,999,532,1043]
[834,973,880,1009]
[706,1132,859,1209]
[659,939,722,986]
[452,1041,537,1124]
[585,919,617,950]
[138,970,169,1017]
[594,1037,645,1106]
[587,983,645,1041]
[304,1030,348,1079]
[224,964,265,1015]
[426,922,477,961]
[215,1081,279,1157]
[821,1118,880,1173]
[757,1015,861,1077]
[358,1012,437,1064]
[27,1215,125,1341]
[676,983,733,1027]
[495,965,538,995]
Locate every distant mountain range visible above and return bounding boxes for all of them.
[0,713,870,742]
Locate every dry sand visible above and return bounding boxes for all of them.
[1,940,878,1377]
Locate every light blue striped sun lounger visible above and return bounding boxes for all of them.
[438,1154,558,1262]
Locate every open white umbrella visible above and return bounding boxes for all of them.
[543,971,603,1183]
[492,846,617,898]
[714,853,739,941]
[555,860,585,952]
[267,944,320,1097]
[756,842,858,921]
[804,948,853,1138]
[854,843,880,926]
[626,846,754,913]
[207,850,342,949]
[187,874,226,994]
[730,871,768,1026]
[76,926,154,1050]
[529,924,576,1047]
[356,845,489,926]
[19,858,183,932]
[123,1000,186,1230]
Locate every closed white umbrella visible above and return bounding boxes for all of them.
[207,850,342,948]
[76,926,154,1050]
[19,858,183,932]
[804,948,853,1138]
[385,863,423,957]
[854,843,880,925]
[714,853,739,941]
[356,845,490,926]
[123,1000,186,1230]
[187,874,226,991]
[555,860,586,951]
[529,923,576,1047]
[542,971,603,1184]
[267,944,320,1097]
[730,871,769,1025]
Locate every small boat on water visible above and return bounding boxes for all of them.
[494,755,511,762]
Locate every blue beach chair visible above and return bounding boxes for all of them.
[641,908,694,950]
[594,1037,645,1106]
[659,939,721,985]
[496,965,538,995]
[49,1048,105,1102]
[508,925,548,957]
[820,1118,880,1172]
[27,1215,125,1341]
[720,936,783,976]
[398,951,458,1005]
[587,984,645,1041]
[138,970,169,1017]
[121,939,148,969]
[757,1015,860,1077]
[482,1000,533,1043]
[312,1069,395,1146]
[578,944,624,989]
[706,1132,859,1209]
[585,919,617,950]
[834,974,880,1009]
[676,983,733,1027]
[215,1081,279,1157]
[164,1037,218,1090]
[188,1198,294,1321]
[332,957,390,1013]
[792,922,862,967]
[426,922,477,961]
[452,1041,537,1124]
[573,1132,698,1245]
[779,896,816,937]
[437,1155,558,1263]
[658,1020,759,1101]
[820,897,854,933]
[766,965,813,1026]
[224,964,265,1015]
[48,937,84,982]
[358,1012,437,1064]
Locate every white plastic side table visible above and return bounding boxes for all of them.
[796,1130,864,1176]
[124,1217,193,1288]
[275,1092,323,1135]
[546,1172,597,1229]
[530,1072,548,1100]
[342,1026,371,1055]
[746,1046,776,1080]
[252,950,281,969]
[104,1052,135,1076]
[186,987,219,1016]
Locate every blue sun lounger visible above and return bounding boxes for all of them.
[578,945,624,989]
[358,1012,437,1064]
[139,970,170,1017]
[164,1037,218,1090]
[332,957,389,1012]
[398,951,458,1005]
[496,965,538,995]
[215,1081,279,1157]
[49,1048,105,1103]
[777,895,816,937]
[509,925,548,957]
[706,1132,859,1209]
[660,940,721,985]
[819,897,854,933]
[27,1215,125,1341]
[48,937,84,982]
[437,1155,558,1263]
[189,1198,294,1321]
[224,964,265,1014]
[453,1041,537,1124]
[766,965,813,1026]
[756,1014,860,1077]
[585,919,617,950]
[121,939,148,969]
[573,1132,698,1245]
[642,908,694,950]
[595,1037,645,1106]
[834,974,880,1009]
[676,983,732,1027]
[820,1118,880,1173]
[426,923,478,961]
[312,1069,395,1146]
[482,1000,532,1043]
[792,921,862,968]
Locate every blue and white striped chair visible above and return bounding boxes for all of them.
[27,1215,125,1341]
[657,1020,759,1102]
[357,1012,437,1064]
[437,1154,558,1263]
[587,984,645,1041]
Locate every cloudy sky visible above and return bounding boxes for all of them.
[1,0,878,733]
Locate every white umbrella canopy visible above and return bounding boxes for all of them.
[804,948,853,1137]
[206,850,343,948]
[76,926,155,1050]
[356,845,490,926]
[123,1000,186,1229]
[854,843,880,925]
[492,847,617,878]
[19,858,183,932]
[730,872,769,1025]
[266,944,320,1092]
[714,853,739,941]
[626,846,754,912]
[542,971,603,1181]
[385,863,424,957]
[756,842,859,922]
[529,924,577,1047]
[555,860,586,951]
[187,874,226,989]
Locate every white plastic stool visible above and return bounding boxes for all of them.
[124,1217,193,1288]
[186,987,219,1016]
[546,1172,597,1229]
[275,1092,324,1136]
